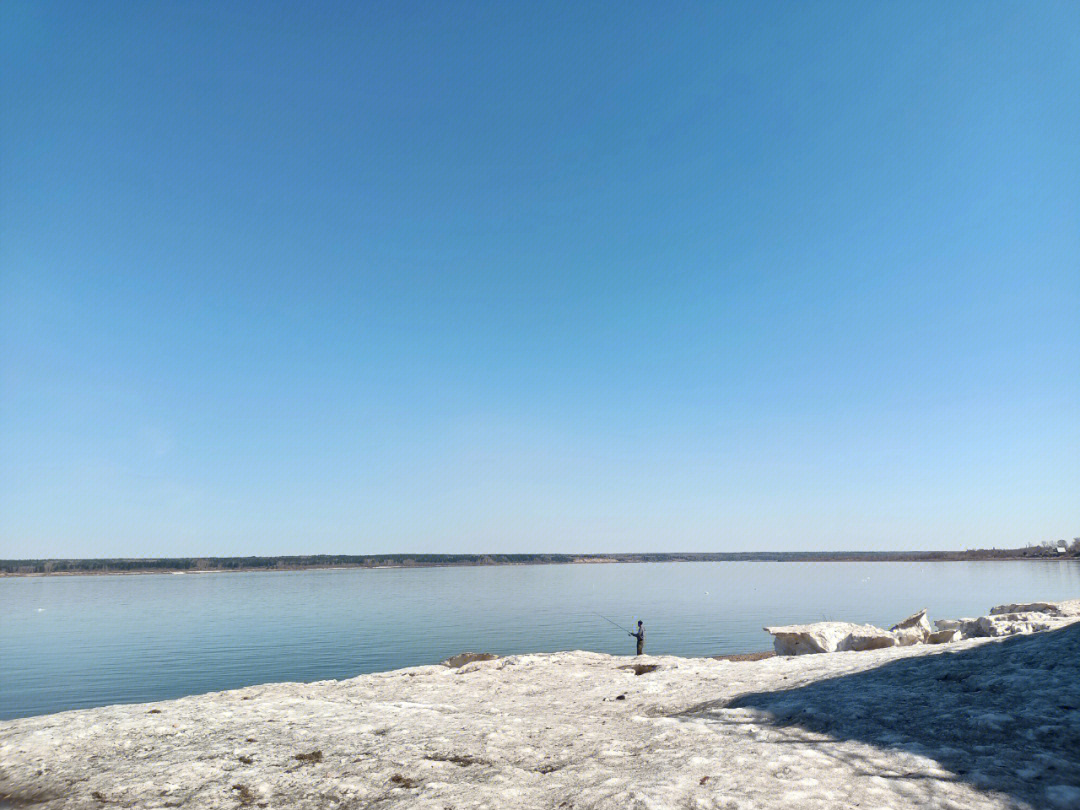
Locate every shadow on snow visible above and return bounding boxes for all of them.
[677,624,1080,808]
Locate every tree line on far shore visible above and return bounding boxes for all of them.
[2,541,1078,575]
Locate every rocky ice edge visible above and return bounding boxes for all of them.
[765,599,1080,656]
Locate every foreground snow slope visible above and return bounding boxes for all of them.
[2,625,1078,810]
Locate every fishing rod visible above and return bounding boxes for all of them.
[595,612,633,635]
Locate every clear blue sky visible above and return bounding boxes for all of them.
[2,1,1077,558]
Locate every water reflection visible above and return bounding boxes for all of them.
[1,560,1077,719]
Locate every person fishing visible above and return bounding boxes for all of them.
[630,620,645,655]
[595,613,645,655]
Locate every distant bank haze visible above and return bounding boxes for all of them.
[3,543,1079,576]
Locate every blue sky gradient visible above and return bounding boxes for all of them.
[2,1,1078,556]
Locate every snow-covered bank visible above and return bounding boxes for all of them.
[2,625,1079,809]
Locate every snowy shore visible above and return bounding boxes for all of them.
[3,621,1079,809]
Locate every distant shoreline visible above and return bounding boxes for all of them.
[2,547,1075,577]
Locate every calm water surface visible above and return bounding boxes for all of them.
[2,560,1078,720]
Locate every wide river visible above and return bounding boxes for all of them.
[2,559,1078,720]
